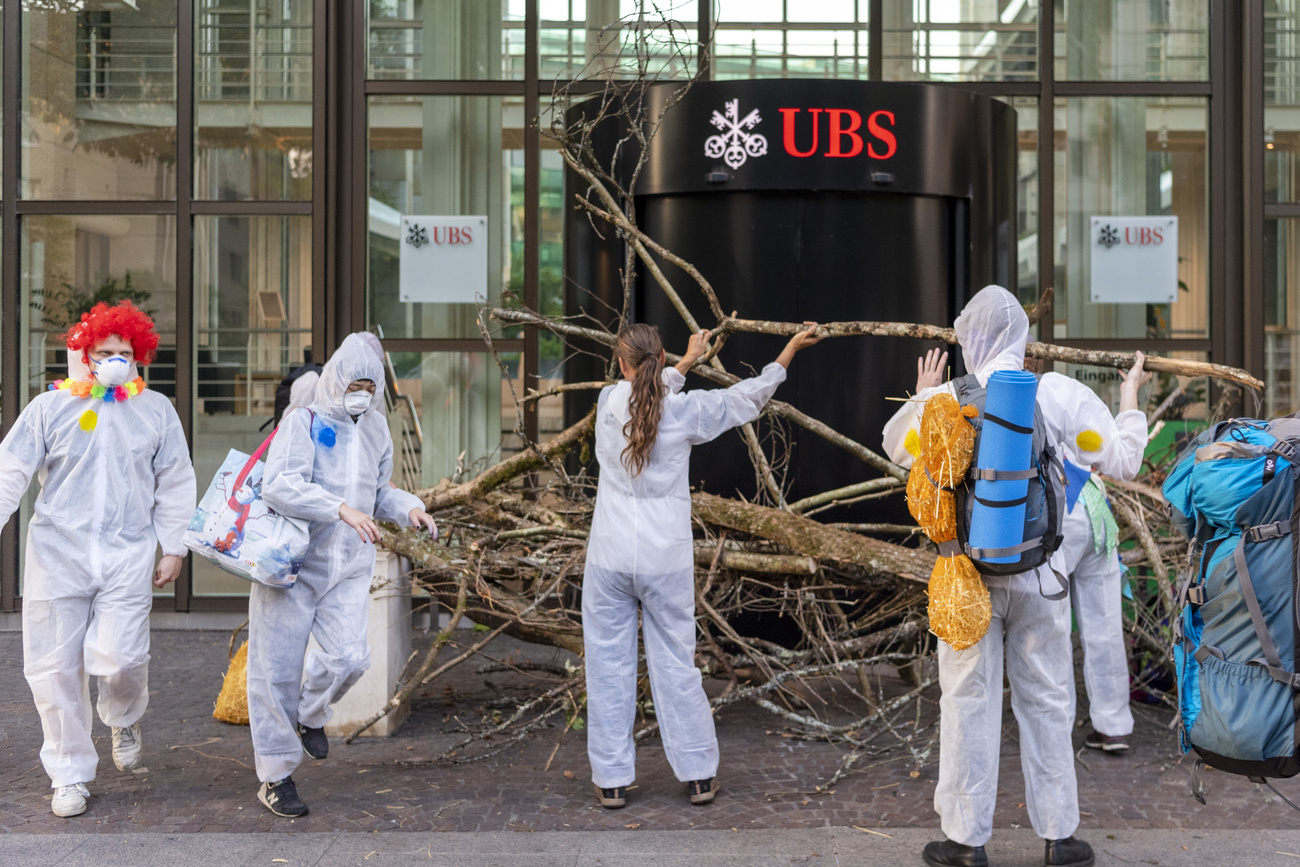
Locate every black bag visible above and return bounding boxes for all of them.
[263,362,322,430]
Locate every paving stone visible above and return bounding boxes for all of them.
[0,629,1295,838]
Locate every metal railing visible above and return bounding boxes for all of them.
[373,326,424,493]
[72,17,312,104]
[76,23,176,101]
[195,19,312,103]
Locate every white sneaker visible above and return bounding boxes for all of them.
[111,722,142,771]
[51,783,89,817]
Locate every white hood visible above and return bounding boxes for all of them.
[953,284,1029,386]
[311,333,383,420]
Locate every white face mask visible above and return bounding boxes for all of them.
[344,391,373,416]
[92,355,133,388]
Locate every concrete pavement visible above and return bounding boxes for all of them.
[2,827,1299,866]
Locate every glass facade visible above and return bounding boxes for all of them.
[0,2,1279,611]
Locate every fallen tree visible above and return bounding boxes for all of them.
[341,5,1217,787]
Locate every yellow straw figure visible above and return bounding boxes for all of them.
[905,392,990,651]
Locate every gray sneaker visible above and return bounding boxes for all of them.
[111,723,142,771]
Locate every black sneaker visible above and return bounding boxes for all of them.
[1083,728,1129,753]
[921,839,988,867]
[1045,836,1095,867]
[258,777,308,817]
[687,778,717,805]
[595,785,626,809]
[299,724,329,760]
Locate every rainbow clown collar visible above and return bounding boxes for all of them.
[50,376,148,403]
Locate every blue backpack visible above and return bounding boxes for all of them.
[1163,416,1300,805]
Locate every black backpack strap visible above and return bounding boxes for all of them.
[982,411,1034,436]
[1250,777,1300,813]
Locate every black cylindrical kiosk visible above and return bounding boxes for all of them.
[565,80,1017,520]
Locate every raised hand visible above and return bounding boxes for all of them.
[916,347,949,392]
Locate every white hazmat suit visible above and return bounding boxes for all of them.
[881,285,1144,848]
[1047,390,1145,740]
[247,333,423,784]
[0,357,195,788]
[584,362,788,788]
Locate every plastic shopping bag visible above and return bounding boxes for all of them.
[183,425,309,588]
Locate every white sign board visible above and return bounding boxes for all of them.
[399,215,488,304]
[1089,216,1178,305]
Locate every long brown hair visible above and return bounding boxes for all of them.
[616,323,665,476]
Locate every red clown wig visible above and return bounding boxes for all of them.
[63,301,160,366]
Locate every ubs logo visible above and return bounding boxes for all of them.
[1096,223,1165,249]
[704,98,769,169]
[778,108,897,159]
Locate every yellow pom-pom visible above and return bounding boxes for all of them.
[1076,429,1104,453]
[126,381,139,395]
[78,410,97,432]
[904,428,922,458]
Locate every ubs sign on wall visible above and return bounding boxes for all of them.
[1089,216,1179,305]
[399,215,488,304]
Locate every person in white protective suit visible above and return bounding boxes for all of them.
[881,285,1148,867]
[1051,355,1150,754]
[583,321,822,810]
[0,301,196,819]
[246,333,437,818]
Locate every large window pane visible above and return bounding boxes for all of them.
[1052,97,1208,341]
[23,0,177,200]
[1266,5,1300,203]
[714,2,865,80]
[388,351,515,487]
[195,0,313,201]
[368,0,524,80]
[882,0,1037,82]
[1058,0,1209,81]
[18,215,179,597]
[192,215,311,596]
[367,95,522,340]
[540,0,698,80]
[1266,218,1300,417]
[999,96,1040,306]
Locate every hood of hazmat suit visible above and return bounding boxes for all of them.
[261,332,422,583]
[587,362,787,576]
[952,284,1029,387]
[283,370,320,419]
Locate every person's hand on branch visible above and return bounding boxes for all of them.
[1118,350,1152,414]
[340,502,381,543]
[915,348,949,393]
[776,323,824,369]
[674,329,712,375]
[409,507,439,540]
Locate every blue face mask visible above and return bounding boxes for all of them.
[93,355,133,387]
